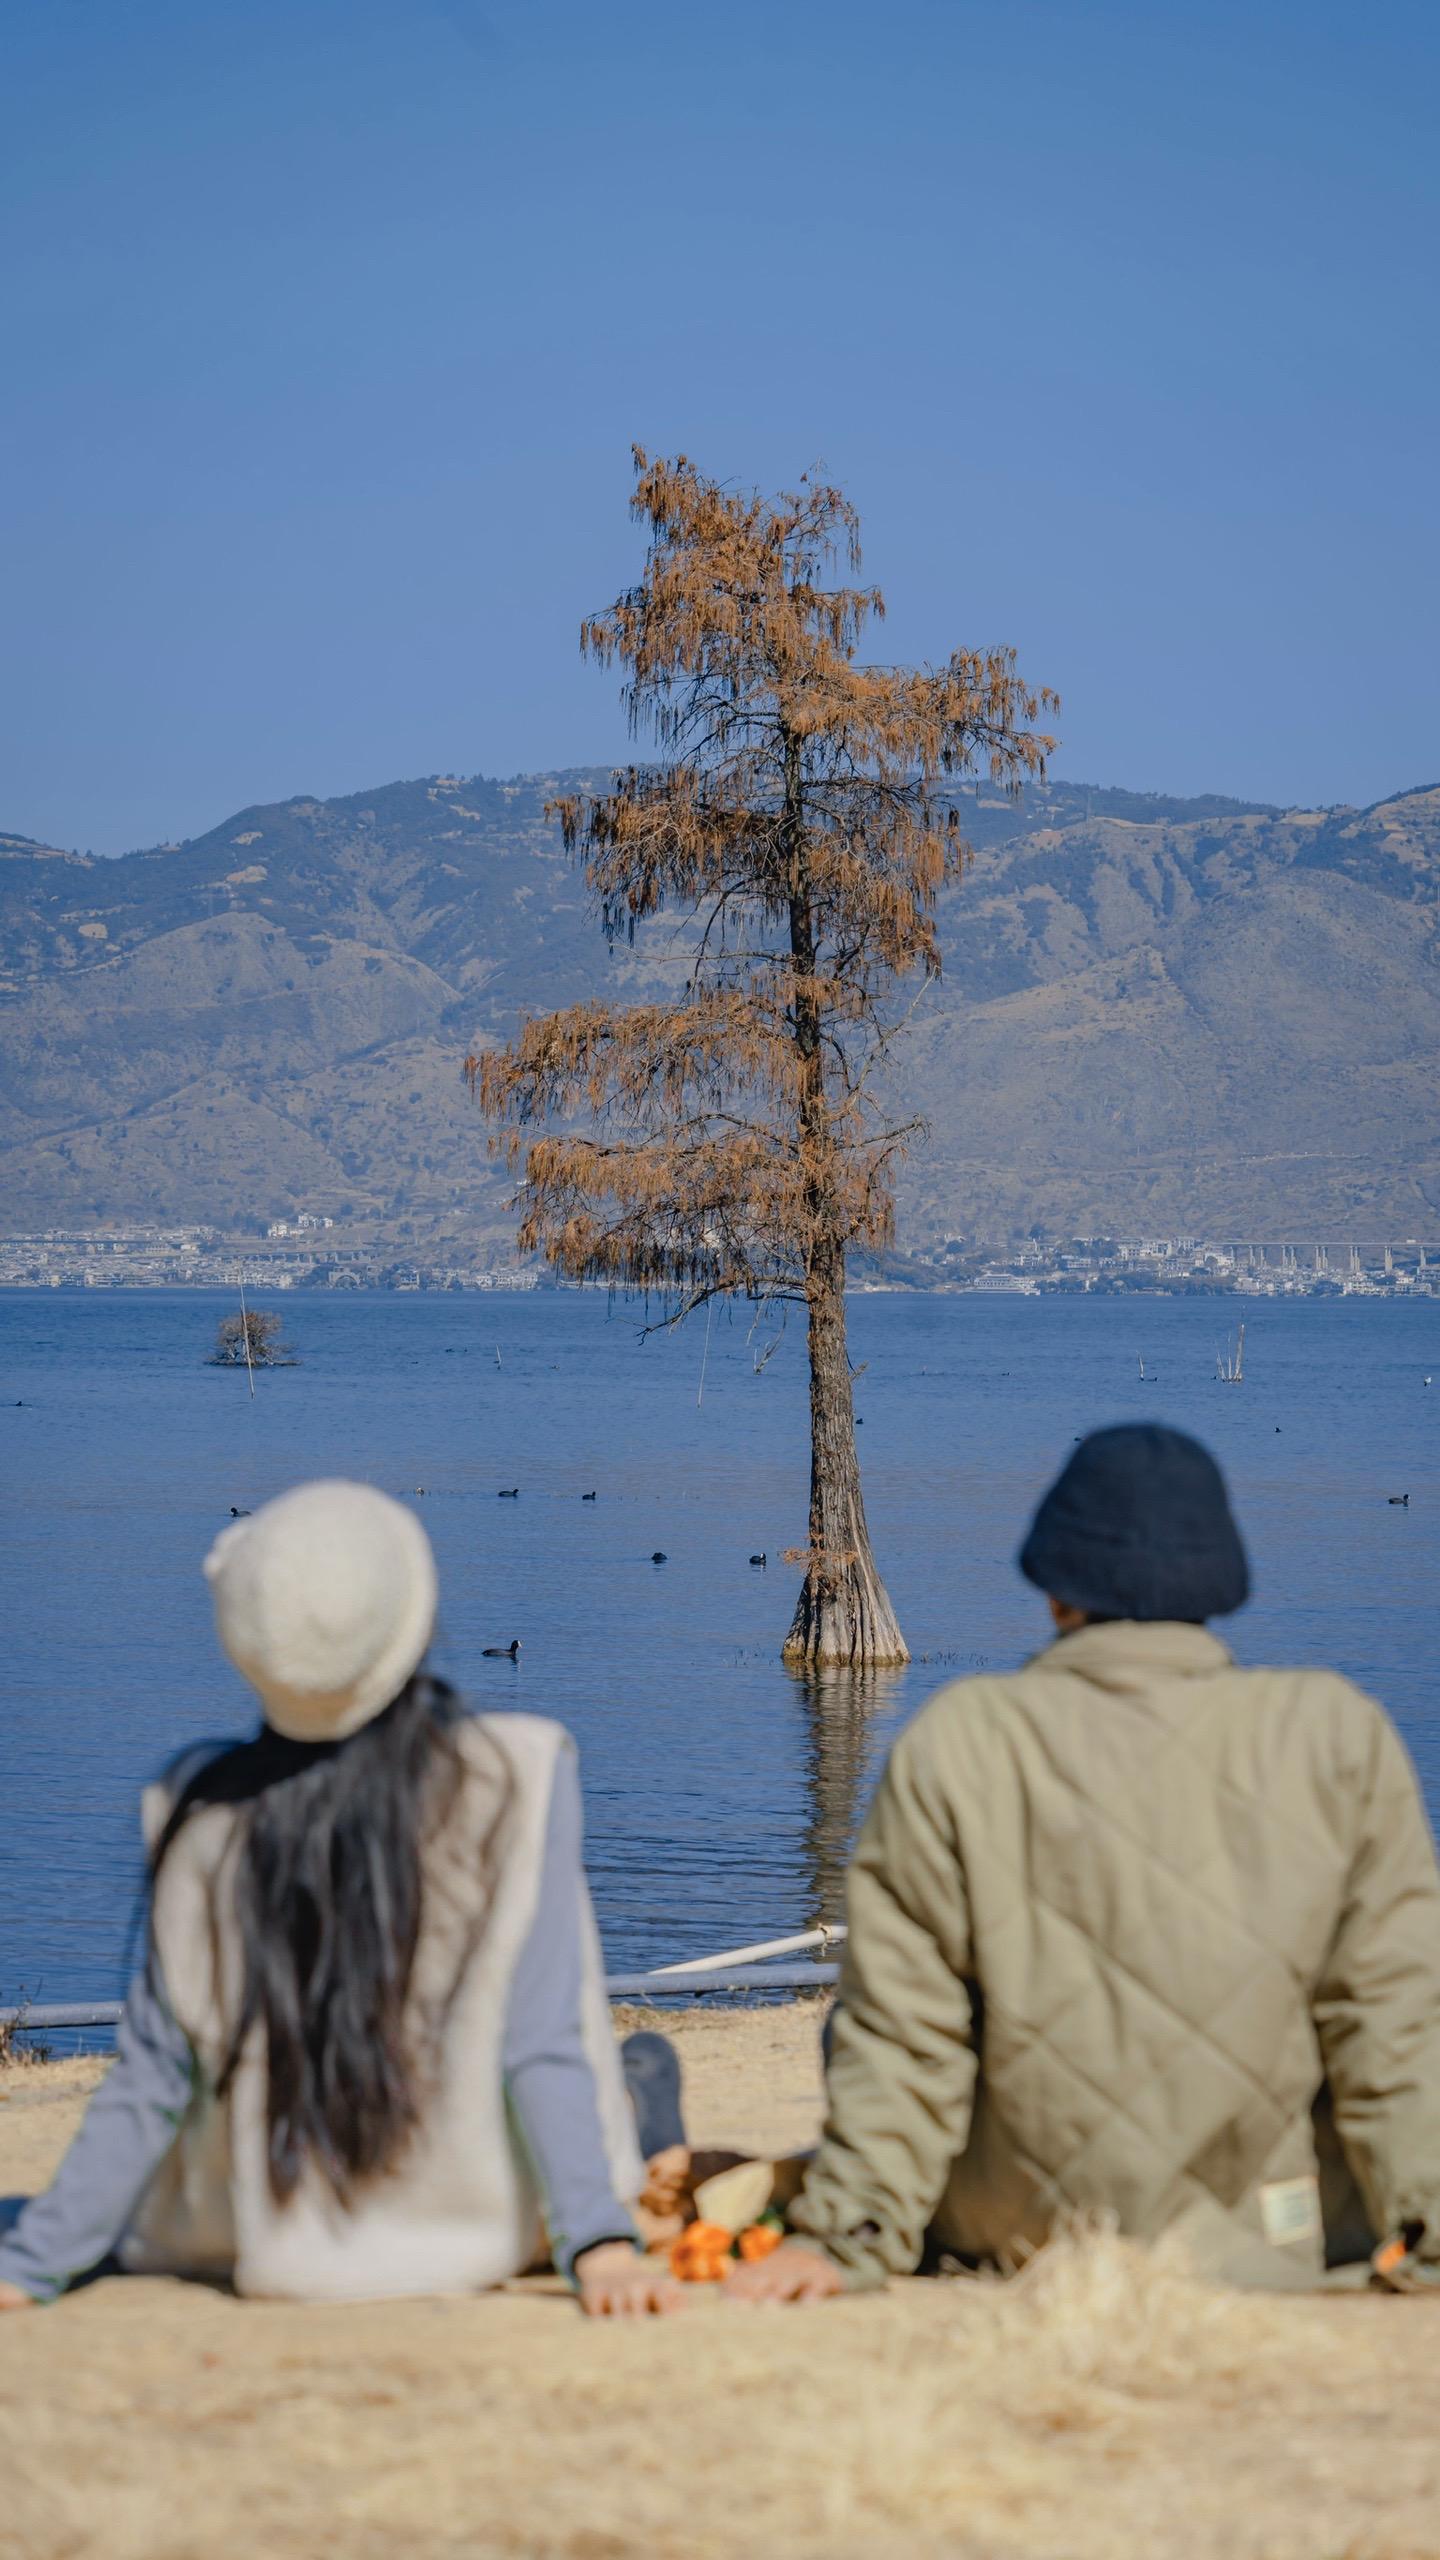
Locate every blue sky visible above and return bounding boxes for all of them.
[1,0,1436,852]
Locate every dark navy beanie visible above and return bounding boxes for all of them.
[1019,1423,1250,1622]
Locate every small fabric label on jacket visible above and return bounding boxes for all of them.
[1259,2176,1321,2247]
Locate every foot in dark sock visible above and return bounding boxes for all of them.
[621,2030,691,2234]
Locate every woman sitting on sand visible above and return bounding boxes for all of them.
[0,1482,686,2318]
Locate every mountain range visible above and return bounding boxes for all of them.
[2,770,1437,1251]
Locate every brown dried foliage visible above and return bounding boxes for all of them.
[466,447,1057,1319]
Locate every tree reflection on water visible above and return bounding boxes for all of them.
[790,1664,908,1932]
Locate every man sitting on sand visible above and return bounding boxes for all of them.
[730,1424,1440,2303]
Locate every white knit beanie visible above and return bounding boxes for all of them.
[203,1480,439,1743]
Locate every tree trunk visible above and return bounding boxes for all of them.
[775,721,907,1669]
[783,1245,909,1666]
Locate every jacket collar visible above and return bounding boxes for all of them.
[1027,1620,1233,1690]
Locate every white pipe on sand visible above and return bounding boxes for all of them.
[651,1924,847,1976]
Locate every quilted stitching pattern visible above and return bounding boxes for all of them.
[794,1622,1440,2288]
[906,1630,1421,2273]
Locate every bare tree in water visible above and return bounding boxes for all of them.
[212,1309,288,1367]
[468,449,1055,1665]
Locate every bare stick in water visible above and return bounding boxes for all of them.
[237,1266,256,1401]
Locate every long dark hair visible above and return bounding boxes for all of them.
[148,1674,512,2206]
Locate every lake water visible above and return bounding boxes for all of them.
[2,1287,1437,2012]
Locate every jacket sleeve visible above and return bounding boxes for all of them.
[501,1745,639,2279]
[1311,1704,1440,2260]
[787,1715,977,2289]
[0,1959,195,2302]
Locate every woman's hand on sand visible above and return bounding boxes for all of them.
[0,2281,37,2313]
[573,2241,685,2318]
[723,2239,845,2305]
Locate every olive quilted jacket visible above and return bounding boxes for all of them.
[789,1622,1440,2290]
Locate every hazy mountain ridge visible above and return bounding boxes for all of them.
[1,773,1437,1245]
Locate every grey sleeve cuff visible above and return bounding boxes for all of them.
[0,1960,195,2303]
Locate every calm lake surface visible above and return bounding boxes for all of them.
[2,1287,1438,2009]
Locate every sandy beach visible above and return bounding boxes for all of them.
[2,2002,1437,2560]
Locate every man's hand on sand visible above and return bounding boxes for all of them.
[724,2239,845,2305]
[573,2240,685,2318]
[0,2281,36,2312]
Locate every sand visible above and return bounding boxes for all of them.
[2,2004,1437,2560]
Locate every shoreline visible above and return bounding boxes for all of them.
[4,1277,1438,1301]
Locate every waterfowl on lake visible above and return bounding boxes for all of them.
[482,1639,522,1659]
[498,1487,519,1498]
[229,1506,251,1517]
[581,1490,597,1501]
[749,1552,767,1568]
[1389,1494,1410,1506]
[651,1550,668,1564]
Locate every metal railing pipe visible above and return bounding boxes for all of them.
[2,1966,838,2033]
